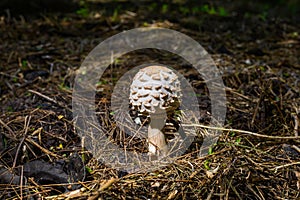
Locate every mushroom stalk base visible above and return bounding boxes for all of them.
[148,117,168,157]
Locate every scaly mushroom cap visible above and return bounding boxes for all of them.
[129,65,181,115]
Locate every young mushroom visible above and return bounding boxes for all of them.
[129,65,181,157]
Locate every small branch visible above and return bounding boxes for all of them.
[28,89,58,104]
[292,105,299,136]
[272,161,300,172]
[144,178,193,183]
[0,118,18,141]
[25,138,61,159]
[292,113,299,136]
[99,178,118,192]
[182,124,300,139]
[88,178,119,200]
[20,165,24,199]
[251,90,264,125]
[28,89,71,112]
[225,87,253,101]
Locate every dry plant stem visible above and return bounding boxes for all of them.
[225,87,253,101]
[0,118,18,141]
[28,89,58,104]
[251,90,264,125]
[25,138,61,158]
[88,178,119,200]
[12,115,31,169]
[28,89,71,112]
[20,165,24,199]
[183,124,300,139]
[99,178,118,191]
[292,145,300,153]
[292,112,299,136]
[272,161,300,171]
[206,187,214,200]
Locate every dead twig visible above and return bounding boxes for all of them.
[88,178,119,200]
[272,161,300,172]
[182,124,300,139]
[28,89,71,112]
[0,118,18,141]
[292,113,299,136]
[25,138,62,159]
[251,88,264,126]
[292,105,299,136]
[28,89,58,104]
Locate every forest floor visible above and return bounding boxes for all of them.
[0,1,299,199]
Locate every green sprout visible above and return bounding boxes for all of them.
[198,5,229,16]
[76,8,89,18]
[204,159,210,170]
[202,5,216,15]
[21,60,28,69]
[143,22,149,27]
[217,6,228,17]
[12,77,18,83]
[161,4,169,14]
[59,82,70,91]
[229,131,235,137]
[86,166,93,173]
[76,0,89,18]
[208,146,214,155]
[235,137,242,145]
[149,3,157,11]
[111,6,122,22]
[179,6,190,15]
[7,106,14,112]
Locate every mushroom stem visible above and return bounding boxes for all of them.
[148,112,168,157]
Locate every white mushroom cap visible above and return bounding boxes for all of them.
[129,65,181,115]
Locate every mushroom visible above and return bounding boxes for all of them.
[129,65,181,157]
